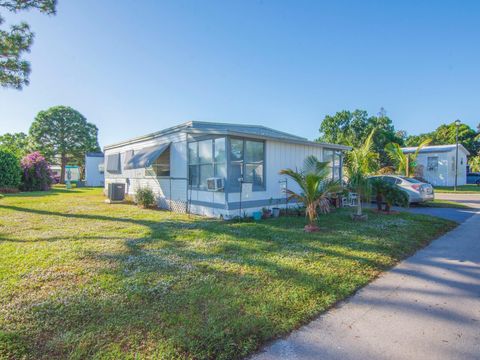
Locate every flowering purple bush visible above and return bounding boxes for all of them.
[20,152,53,191]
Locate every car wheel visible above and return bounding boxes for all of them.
[476,179,480,185]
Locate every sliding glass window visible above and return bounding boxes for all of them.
[323,149,342,180]
[228,138,265,191]
[188,138,226,189]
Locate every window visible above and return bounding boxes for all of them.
[323,149,341,180]
[150,146,171,176]
[383,176,401,185]
[427,156,438,172]
[228,138,265,190]
[106,153,121,173]
[188,138,226,189]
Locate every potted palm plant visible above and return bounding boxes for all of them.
[279,155,341,232]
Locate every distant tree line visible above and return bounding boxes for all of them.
[318,108,480,168]
[0,106,100,183]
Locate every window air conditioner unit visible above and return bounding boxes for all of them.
[206,177,224,191]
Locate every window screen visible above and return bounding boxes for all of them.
[188,138,226,189]
[427,157,438,172]
[106,153,120,173]
[228,138,265,191]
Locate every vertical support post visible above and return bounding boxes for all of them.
[406,154,410,177]
[169,177,172,211]
[239,178,243,218]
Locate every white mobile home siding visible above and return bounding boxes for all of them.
[415,149,468,186]
[225,140,335,217]
[85,155,105,187]
[105,125,346,218]
[104,132,189,212]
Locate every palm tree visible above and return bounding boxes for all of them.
[279,155,341,231]
[344,130,379,219]
[469,156,480,173]
[385,139,431,177]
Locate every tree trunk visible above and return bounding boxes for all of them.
[384,202,391,213]
[376,194,383,211]
[60,155,67,184]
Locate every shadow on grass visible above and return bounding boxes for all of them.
[0,203,458,359]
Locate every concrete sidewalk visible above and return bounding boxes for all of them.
[252,213,480,360]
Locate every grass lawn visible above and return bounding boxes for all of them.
[434,185,480,193]
[0,188,455,359]
[412,199,472,209]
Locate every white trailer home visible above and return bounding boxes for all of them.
[401,144,470,186]
[85,152,105,187]
[103,121,350,218]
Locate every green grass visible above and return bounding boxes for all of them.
[434,185,480,193]
[0,188,455,359]
[413,199,472,209]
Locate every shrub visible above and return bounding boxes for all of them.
[135,186,156,208]
[384,185,409,213]
[20,152,53,191]
[0,150,21,191]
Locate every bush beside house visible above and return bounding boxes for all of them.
[20,152,53,191]
[134,186,156,208]
[0,150,21,193]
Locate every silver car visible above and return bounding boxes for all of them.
[370,175,435,203]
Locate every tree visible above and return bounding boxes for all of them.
[0,0,56,89]
[406,122,480,156]
[318,108,404,166]
[0,132,30,158]
[29,106,100,183]
[279,156,341,231]
[385,138,431,177]
[344,130,379,219]
[469,156,480,173]
[0,149,21,190]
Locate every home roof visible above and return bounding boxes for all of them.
[104,121,351,151]
[401,144,470,156]
[86,152,104,158]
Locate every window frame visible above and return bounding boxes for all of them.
[187,136,266,192]
[426,156,439,172]
[145,146,171,178]
[187,136,227,190]
[227,137,266,192]
[323,148,342,181]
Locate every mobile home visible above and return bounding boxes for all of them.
[85,152,105,187]
[103,121,350,218]
[401,144,470,186]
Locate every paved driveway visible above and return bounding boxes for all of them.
[252,199,480,360]
[406,207,478,223]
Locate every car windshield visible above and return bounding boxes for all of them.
[399,176,422,184]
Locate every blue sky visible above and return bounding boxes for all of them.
[1,0,479,148]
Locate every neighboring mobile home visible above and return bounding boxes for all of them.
[85,152,105,187]
[401,144,470,186]
[103,121,350,218]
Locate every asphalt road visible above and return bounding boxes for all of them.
[251,199,480,360]
[407,207,478,223]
